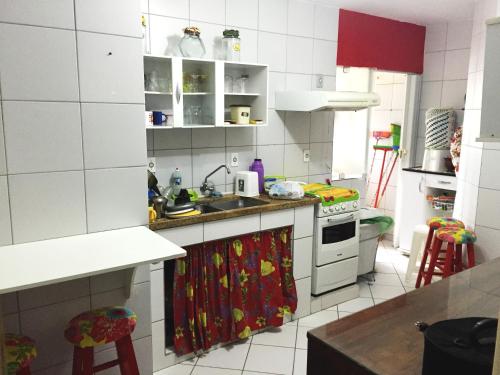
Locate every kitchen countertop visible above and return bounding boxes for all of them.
[306,257,500,375]
[403,166,456,177]
[149,194,321,231]
[0,226,186,294]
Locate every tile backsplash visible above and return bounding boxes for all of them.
[416,19,472,163]
[0,1,150,374]
[144,0,339,192]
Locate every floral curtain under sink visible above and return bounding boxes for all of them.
[173,226,297,355]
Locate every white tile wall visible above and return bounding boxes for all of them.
[0,176,12,246]
[9,171,87,244]
[85,167,148,232]
[3,101,83,174]
[149,0,189,18]
[0,1,150,373]
[286,36,313,74]
[288,0,315,38]
[313,4,339,41]
[226,0,258,30]
[453,0,500,262]
[258,0,288,34]
[0,24,79,101]
[0,103,7,176]
[77,32,144,103]
[81,103,146,169]
[0,0,75,28]
[75,0,142,37]
[258,32,287,72]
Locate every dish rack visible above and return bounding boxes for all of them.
[427,195,455,211]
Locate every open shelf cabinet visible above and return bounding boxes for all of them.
[144,55,268,129]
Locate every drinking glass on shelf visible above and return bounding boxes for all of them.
[224,75,233,93]
[147,70,160,92]
[234,74,249,93]
[190,105,202,124]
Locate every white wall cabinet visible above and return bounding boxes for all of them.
[143,55,268,129]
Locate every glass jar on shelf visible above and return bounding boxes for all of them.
[179,27,206,58]
[234,74,249,93]
[222,29,241,61]
[224,74,233,93]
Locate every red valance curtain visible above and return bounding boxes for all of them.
[337,9,426,74]
[173,226,297,355]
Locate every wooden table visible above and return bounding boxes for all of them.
[0,226,186,375]
[307,257,500,375]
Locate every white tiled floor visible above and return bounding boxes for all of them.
[160,240,410,375]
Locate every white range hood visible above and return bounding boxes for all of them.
[275,90,380,112]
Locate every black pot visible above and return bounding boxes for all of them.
[416,317,497,375]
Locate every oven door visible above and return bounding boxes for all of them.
[314,211,360,266]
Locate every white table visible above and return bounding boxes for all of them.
[0,226,186,375]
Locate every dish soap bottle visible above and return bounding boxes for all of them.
[249,159,264,194]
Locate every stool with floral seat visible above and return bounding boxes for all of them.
[64,306,139,375]
[415,217,465,288]
[3,333,37,375]
[423,227,477,286]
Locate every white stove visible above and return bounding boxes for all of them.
[304,184,361,296]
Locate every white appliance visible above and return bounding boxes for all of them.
[306,186,361,296]
[275,91,380,112]
[235,171,259,197]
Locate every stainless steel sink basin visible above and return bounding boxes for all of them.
[207,197,269,211]
[194,204,223,214]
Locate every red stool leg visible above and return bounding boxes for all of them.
[17,367,31,375]
[455,244,463,272]
[416,229,435,288]
[424,238,443,286]
[116,335,139,375]
[72,346,83,375]
[467,243,476,268]
[72,347,93,375]
[443,242,455,278]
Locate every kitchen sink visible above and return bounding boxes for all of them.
[207,197,269,211]
[195,204,223,214]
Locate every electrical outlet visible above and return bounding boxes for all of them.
[303,150,310,162]
[316,74,324,89]
[147,157,156,173]
[231,153,239,167]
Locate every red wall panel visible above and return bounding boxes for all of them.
[337,9,426,74]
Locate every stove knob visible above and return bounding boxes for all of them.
[322,208,328,213]
[353,201,358,208]
[329,207,335,213]
[335,205,340,211]
[341,203,346,210]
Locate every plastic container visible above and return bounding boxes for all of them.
[222,29,241,61]
[230,105,251,125]
[249,159,264,193]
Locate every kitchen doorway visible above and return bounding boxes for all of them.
[332,67,421,247]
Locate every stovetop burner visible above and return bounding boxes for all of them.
[304,183,360,217]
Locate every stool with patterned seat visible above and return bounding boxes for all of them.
[415,217,465,288]
[423,228,477,286]
[4,334,37,375]
[64,306,139,375]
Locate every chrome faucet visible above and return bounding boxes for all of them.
[200,164,231,196]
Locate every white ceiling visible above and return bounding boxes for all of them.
[321,0,476,24]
